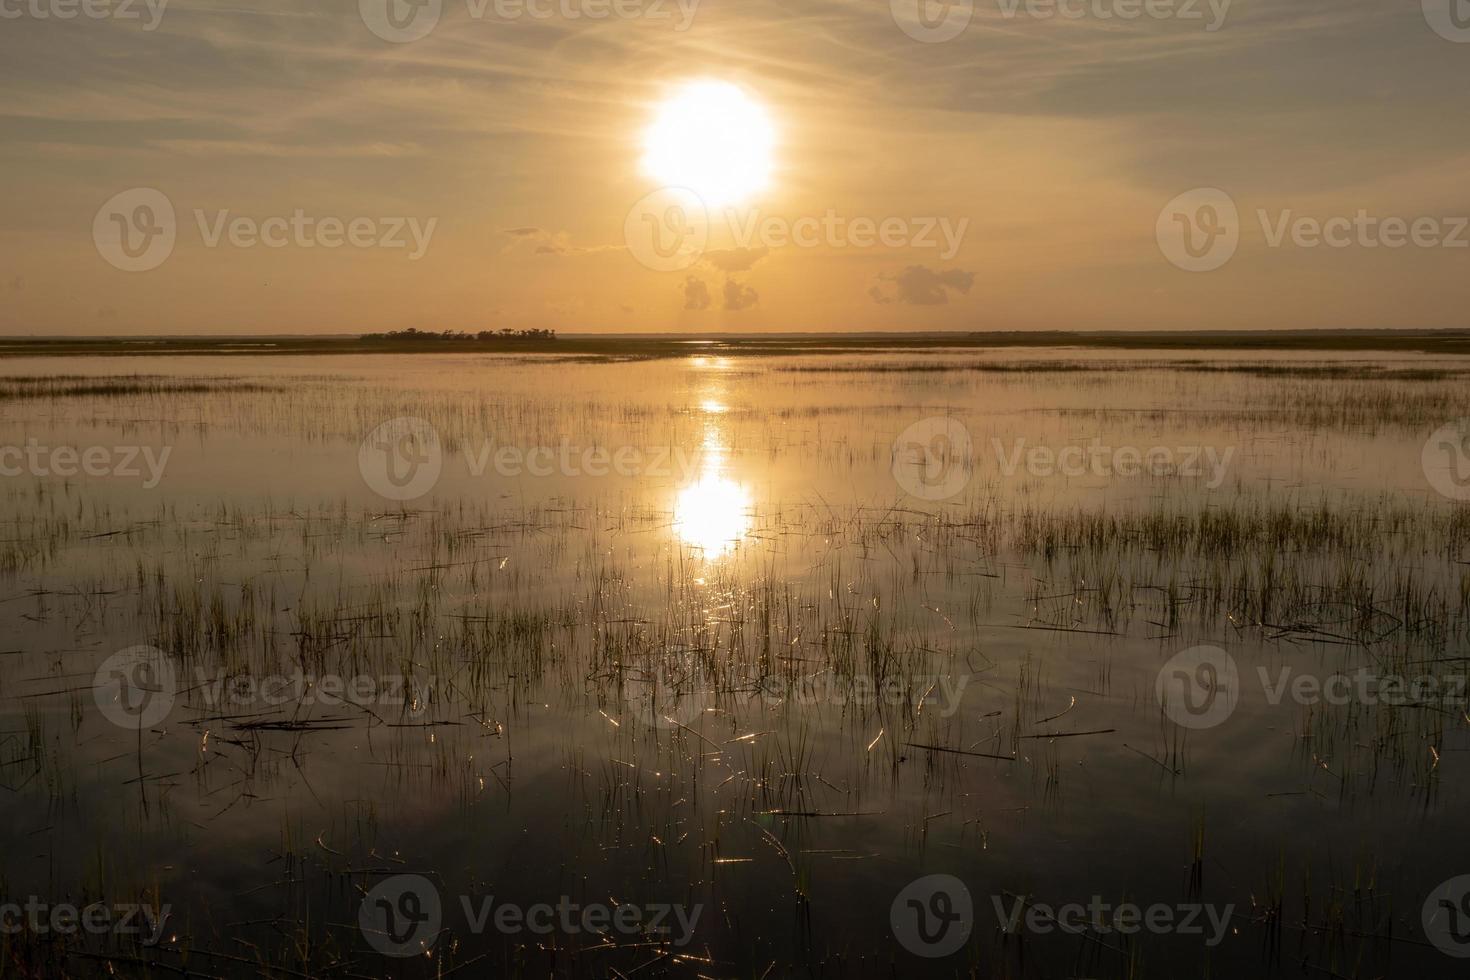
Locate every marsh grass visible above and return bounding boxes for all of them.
[0,375,277,401]
[0,351,1463,977]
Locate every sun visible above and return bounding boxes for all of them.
[641,80,776,209]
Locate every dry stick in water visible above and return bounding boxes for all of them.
[905,742,1017,761]
[1018,728,1117,739]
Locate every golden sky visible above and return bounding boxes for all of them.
[3,0,1470,334]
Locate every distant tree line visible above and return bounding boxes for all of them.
[360,328,557,344]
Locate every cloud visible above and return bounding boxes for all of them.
[6,0,1463,334]
[723,279,759,311]
[702,247,770,273]
[545,298,584,316]
[682,276,711,311]
[870,266,975,306]
[503,227,620,257]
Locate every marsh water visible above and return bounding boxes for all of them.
[2,347,1469,978]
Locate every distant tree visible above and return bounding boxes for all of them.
[360,328,557,345]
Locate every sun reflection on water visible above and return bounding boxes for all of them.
[674,470,750,558]
[674,365,750,558]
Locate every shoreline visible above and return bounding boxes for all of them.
[2,329,1469,358]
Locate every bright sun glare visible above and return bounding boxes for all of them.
[674,472,750,559]
[641,80,775,208]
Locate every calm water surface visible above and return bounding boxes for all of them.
[1,349,1467,978]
